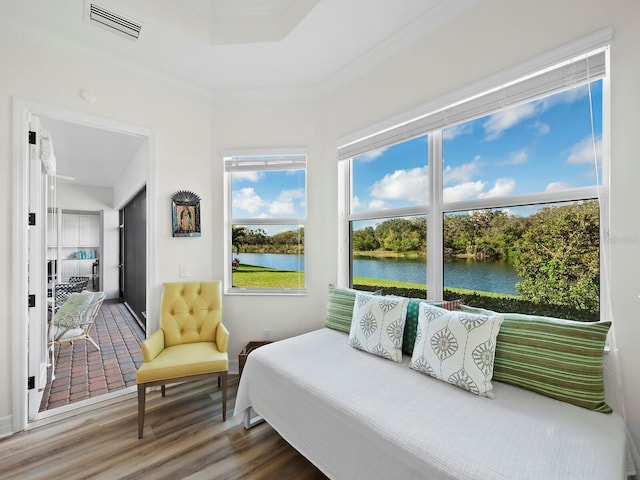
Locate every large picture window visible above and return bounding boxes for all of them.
[340,47,607,321]
[224,151,307,294]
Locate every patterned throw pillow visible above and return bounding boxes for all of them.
[460,305,612,412]
[403,299,463,355]
[349,292,408,363]
[410,302,503,396]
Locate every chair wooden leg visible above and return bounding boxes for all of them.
[137,384,146,439]
[161,385,166,397]
[221,372,228,421]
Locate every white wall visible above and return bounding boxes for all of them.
[113,141,147,210]
[56,183,113,211]
[1,0,639,459]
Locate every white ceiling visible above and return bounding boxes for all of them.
[39,117,146,189]
[2,0,475,188]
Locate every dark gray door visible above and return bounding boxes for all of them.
[121,186,146,330]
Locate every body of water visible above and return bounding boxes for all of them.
[237,253,520,295]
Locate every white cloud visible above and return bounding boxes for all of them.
[233,187,264,214]
[443,123,473,140]
[351,195,361,211]
[545,181,571,192]
[483,103,537,140]
[443,159,480,185]
[567,136,602,165]
[370,166,428,204]
[478,178,516,198]
[357,147,388,162]
[443,181,486,202]
[268,188,305,216]
[369,199,388,210]
[232,171,261,182]
[503,150,528,165]
[532,121,550,136]
[269,200,294,215]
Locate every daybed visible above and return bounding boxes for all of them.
[234,289,629,480]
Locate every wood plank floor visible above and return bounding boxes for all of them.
[1,376,328,479]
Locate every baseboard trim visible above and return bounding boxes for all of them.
[0,414,14,439]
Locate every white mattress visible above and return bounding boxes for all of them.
[234,328,627,480]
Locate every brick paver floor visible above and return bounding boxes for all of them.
[40,299,145,412]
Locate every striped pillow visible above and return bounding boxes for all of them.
[325,285,358,333]
[460,305,612,413]
[403,299,463,355]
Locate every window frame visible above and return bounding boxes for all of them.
[338,42,610,319]
[223,148,308,295]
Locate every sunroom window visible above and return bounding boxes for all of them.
[224,151,307,294]
[339,47,607,321]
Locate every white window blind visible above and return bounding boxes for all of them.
[338,48,606,161]
[224,153,307,172]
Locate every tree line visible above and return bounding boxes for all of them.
[231,201,599,312]
[352,201,600,312]
[232,226,305,255]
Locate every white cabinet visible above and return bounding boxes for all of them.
[79,215,99,247]
[63,214,99,248]
[62,214,79,247]
[59,213,100,284]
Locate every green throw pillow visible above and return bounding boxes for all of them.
[460,305,612,413]
[325,285,358,333]
[403,299,463,355]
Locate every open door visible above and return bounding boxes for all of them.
[27,114,56,419]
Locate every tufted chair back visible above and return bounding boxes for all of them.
[160,281,222,347]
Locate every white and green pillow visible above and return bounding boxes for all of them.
[325,284,358,333]
[403,299,463,355]
[349,292,408,363]
[460,305,612,413]
[410,302,503,396]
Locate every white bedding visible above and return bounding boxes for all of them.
[234,328,627,480]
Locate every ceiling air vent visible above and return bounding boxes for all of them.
[86,3,141,40]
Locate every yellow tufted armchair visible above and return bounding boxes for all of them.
[136,281,229,439]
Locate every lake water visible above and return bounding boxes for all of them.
[237,253,521,295]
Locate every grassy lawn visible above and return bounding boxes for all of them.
[353,276,520,299]
[232,264,304,289]
[232,266,519,299]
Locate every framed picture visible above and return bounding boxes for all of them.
[172,190,201,237]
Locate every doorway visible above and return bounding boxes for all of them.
[12,99,153,430]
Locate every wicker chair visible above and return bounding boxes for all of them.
[53,282,85,311]
[48,290,105,377]
[50,291,105,351]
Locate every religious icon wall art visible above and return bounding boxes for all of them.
[172,190,201,237]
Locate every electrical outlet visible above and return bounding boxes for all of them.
[179,265,189,278]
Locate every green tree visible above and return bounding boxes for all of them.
[231,226,247,254]
[513,201,599,311]
[352,226,379,251]
[375,218,425,253]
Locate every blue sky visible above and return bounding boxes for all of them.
[352,80,602,214]
[230,80,602,227]
[231,169,306,220]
